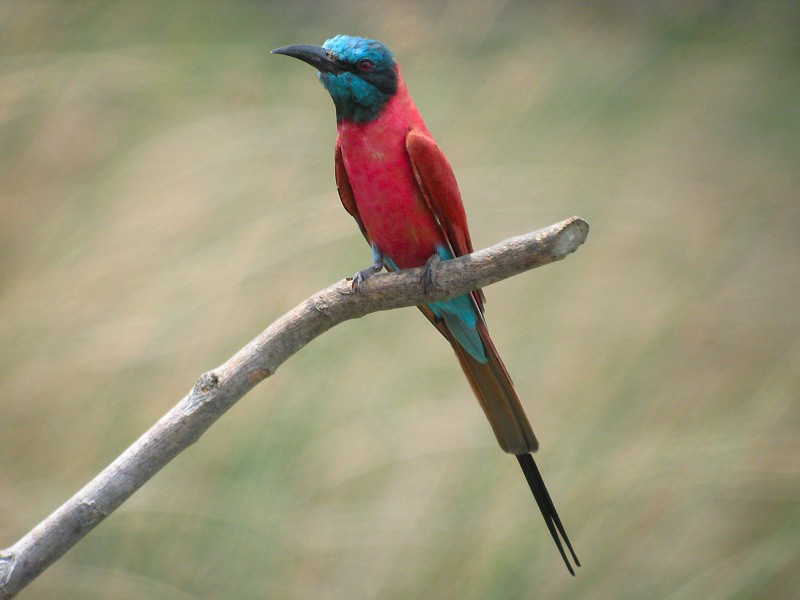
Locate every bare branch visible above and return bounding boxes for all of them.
[0,217,589,598]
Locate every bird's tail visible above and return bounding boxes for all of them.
[448,319,538,454]
[517,453,580,575]
[420,306,579,574]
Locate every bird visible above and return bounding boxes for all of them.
[272,35,579,575]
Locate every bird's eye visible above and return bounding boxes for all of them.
[357,59,373,72]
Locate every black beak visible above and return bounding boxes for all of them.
[271,44,342,74]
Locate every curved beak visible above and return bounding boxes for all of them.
[271,44,342,74]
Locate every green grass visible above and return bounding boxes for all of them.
[1,1,799,598]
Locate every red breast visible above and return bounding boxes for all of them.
[336,68,445,269]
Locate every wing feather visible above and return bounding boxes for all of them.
[335,142,368,241]
[406,128,485,310]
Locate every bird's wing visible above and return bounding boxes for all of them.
[335,142,369,241]
[406,128,485,310]
[405,128,473,256]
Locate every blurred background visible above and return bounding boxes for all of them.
[1,1,798,598]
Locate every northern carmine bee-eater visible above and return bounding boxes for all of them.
[273,35,579,575]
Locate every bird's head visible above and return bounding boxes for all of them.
[272,35,398,123]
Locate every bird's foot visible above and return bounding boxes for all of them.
[351,257,384,292]
[420,253,441,295]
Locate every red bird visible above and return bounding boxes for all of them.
[273,35,579,574]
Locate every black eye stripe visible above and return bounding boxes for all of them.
[338,58,397,97]
[346,61,369,73]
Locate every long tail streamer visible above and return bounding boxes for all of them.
[517,453,580,575]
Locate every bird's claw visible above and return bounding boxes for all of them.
[421,253,441,295]
[350,269,370,292]
[350,260,384,292]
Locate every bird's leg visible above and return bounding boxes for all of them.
[351,242,385,291]
[420,252,441,295]
[422,245,452,295]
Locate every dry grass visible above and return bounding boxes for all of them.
[1,1,798,598]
